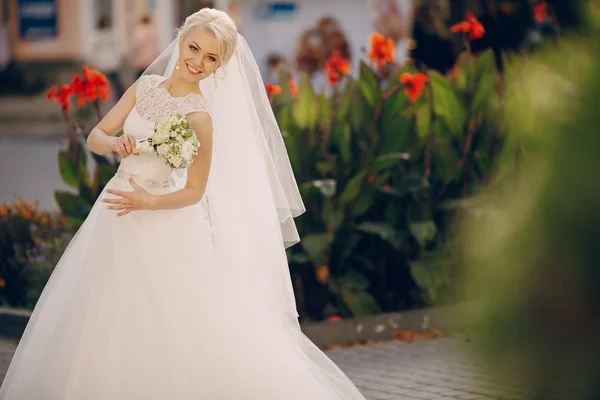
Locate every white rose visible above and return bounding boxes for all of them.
[169,154,183,168]
[153,128,171,144]
[157,143,170,156]
[180,141,195,160]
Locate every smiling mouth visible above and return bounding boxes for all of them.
[186,62,202,75]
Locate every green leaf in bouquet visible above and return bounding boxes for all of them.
[358,61,380,108]
[292,73,318,130]
[301,232,335,267]
[409,220,437,248]
[429,70,467,136]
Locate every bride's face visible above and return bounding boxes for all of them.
[177,28,222,83]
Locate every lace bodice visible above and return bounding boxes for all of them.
[117,74,211,191]
[134,74,210,121]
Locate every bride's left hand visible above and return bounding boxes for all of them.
[102,178,156,216]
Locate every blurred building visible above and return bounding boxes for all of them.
[1,0,219,64]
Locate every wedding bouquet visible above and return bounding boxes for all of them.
[137,114,200,169]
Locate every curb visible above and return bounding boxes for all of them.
[1,303,475,346]
[302,302,475,349]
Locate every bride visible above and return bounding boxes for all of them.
[0,8,368,400]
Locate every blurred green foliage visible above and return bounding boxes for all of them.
[461,6,600,397]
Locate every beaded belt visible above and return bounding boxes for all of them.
[115,169,171,188]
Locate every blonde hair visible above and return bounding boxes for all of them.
[179,8,238,65]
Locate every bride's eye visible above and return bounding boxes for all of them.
[189,45,198,52]
[208,56,216,62]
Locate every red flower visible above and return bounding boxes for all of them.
[46,84,72,111]
[326,315,343,322]
[368,175,376,183]
[383,184,391,190]
[265,82,282,98]
[368,33,395,68]
[288,77,298,98]
[325,50,351,86]
[450,12,485,40]
[399,72,428,103]
[70,67,110,107]
[534,2,548,23]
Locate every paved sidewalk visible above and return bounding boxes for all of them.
[0,335,524,399]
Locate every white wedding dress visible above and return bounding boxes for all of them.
[0,75,367,399]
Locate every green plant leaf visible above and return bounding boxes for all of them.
[337,80,354,122]
[54,191,91,226]
[93,164,118,197]
[382,113,413,154]
[416,101,432,140]
[409,220,438,248]
[358,61,379,108]
[429,70,467,136]
[301,232,335,267]
[318,92,332,131]
[381,88,409,130]
[292,73,318,130]
[373,152,409,171]
[302,179,337,198]
[58,150,79,189]
[339,171,366,205]
[355,222,408,250]
[408,261,430,288]
[321,201,344,231]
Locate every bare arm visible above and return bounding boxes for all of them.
[87,82,138,157]
[102,112,213,215]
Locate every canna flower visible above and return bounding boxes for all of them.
[368,33,395,68]
[325,50,351,86]
[534,2,548,23]
[70,67,110,107]
[399,72,428,102]
[288,77,298,98]
[316,265,330,284]
[46,84,72,111]
[450,12,485,40]
[265,82,282,98]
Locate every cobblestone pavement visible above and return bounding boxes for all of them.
[0,335,525,399]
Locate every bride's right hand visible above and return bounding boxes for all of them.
[111,134,139,158]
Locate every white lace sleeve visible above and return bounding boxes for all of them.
[180,95,211,117]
